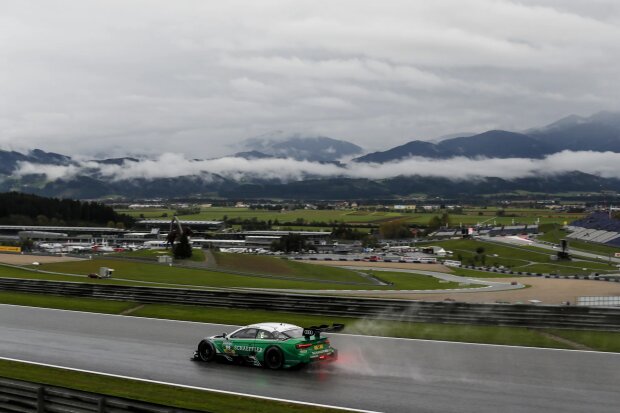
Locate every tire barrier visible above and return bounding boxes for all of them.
[0,377,200,413]
[458,264,620,282]
[1,278,620,331]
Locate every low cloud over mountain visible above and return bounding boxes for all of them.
[5,112,620,198]
[11,150,620,183]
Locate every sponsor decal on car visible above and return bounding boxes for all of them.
[234,345,264,353]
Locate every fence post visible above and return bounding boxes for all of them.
[98,397,106,412]
[36,386,45,413]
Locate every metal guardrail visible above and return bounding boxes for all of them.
[1,278,620,330]
[0,377,201,413]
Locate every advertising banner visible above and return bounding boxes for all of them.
[0,246,21,253]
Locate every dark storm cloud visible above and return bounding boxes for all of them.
[1,0,619,157]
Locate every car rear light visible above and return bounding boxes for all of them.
[296,343,313,349]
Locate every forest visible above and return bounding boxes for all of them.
[0,192,134,227]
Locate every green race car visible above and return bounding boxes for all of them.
[193,322,343,369]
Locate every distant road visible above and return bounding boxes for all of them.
[1,305,619,412]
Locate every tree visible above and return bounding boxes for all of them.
[332,222,366,240]
[173,234,193,259]
[20,238,34,252]
[379,221,411,239]
[440,212,451,226]
[36,215,49,225]
[362,235,379,248]
[271,234,311,253]
[427,216,442,232]
[475,247,486,266]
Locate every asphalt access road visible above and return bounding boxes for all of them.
[1,305,619,413]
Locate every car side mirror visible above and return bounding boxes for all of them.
[222,333,227,339]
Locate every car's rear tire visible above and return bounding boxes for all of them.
[197,340,216,362]
[264,346,284,370]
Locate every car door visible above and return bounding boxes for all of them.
[254,329,277,364]
[228,328,258,357]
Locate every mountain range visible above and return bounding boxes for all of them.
[355,111,620,162]
[2,112,620,199]
[234,132,363,162]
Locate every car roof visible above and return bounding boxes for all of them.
[246,322,301,332]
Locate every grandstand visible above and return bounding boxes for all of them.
[566,212,620,247]
[431,224,537,238]
[433,229,458,238]
[488,224,538,236]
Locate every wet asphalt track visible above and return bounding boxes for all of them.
[1,304,619,412]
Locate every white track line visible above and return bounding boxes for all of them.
[0,356,380,413]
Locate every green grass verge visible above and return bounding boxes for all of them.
[12,259,474,291]
[115,248,206,263]
[0,291,137,313]
[0,264,161,287]
[0,359,338,413]
[213,252,365,283]
[545,330,620,353]
[22,259,377,290]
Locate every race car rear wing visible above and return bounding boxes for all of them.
[302,323,345,339]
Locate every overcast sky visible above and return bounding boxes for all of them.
[1,0,619,158]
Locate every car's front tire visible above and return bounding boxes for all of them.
[264,346,284,370]
[197,340,216,362]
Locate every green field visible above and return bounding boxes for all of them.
[119,207,407,224]
[118,207,583,227]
